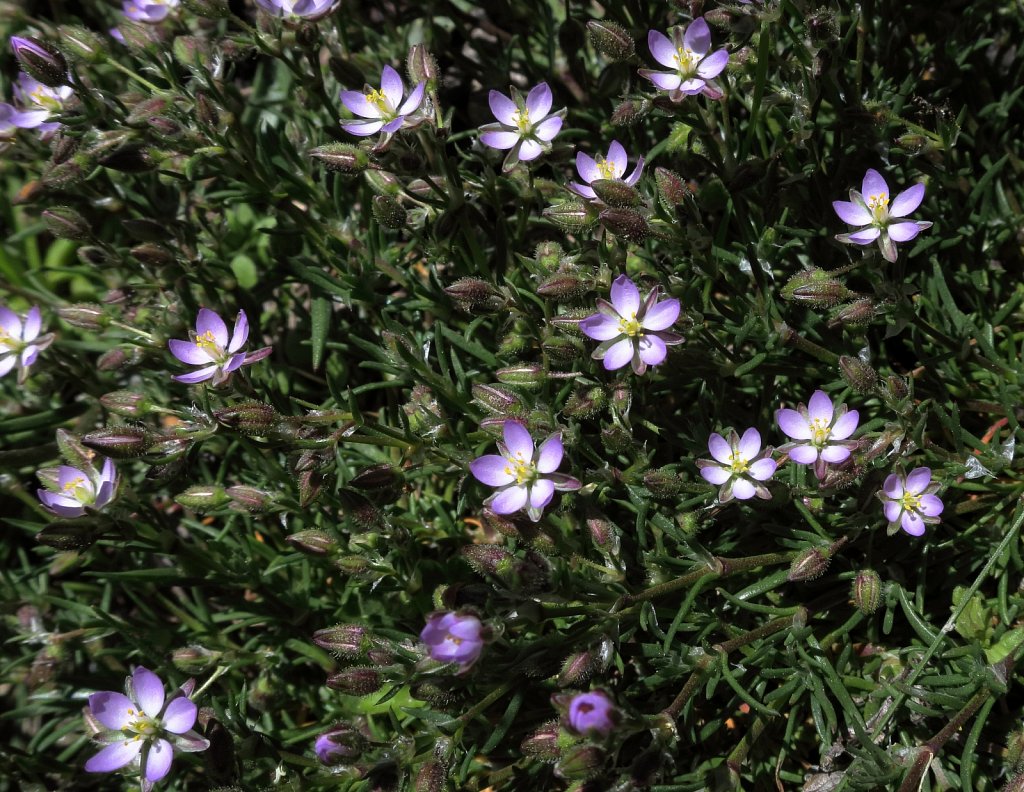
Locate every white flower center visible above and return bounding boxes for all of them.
[503,451,536,485]
[29,86,61,113]
[867,192,889,222]
[809,418,831,446]
[727,451,749,474]
[194,329,228,363]
[674,47,699,77]
[512,108,531,134]
[0,327,17,350]
[618,312,643,337]
[364,88,394,117]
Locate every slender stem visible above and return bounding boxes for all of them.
[105,59,164,94]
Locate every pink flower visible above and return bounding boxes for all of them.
[339,65,425,137]
[420,612,485,670]
[168,308,271,385]
[639,18,729,101]
[479,82,565,171]
[878,467,943,536]
[566,691,618,736]
[833,168,932,263]
[776,390,859,479]
[469,421,581,522]
[579,275,683,375]
[37,458,118,518]
[0,304,53,383]
[569,140,644,200]
[696,428,777,501]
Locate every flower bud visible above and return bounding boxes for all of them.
[838,355,877,394]
[535,241,565,270]
[372,195,407,229]
[315,724,366,766]
[1004,773,1024,792]
[460,544,514,580]
[556,745,605,780]
[544,201,598,232]
[543,335,583,362]
[586,515,616,549]
[213,402,279,435]
[181,0,233,18]
[521,721,561,761]
[131,243,175,267]
[97,348,131,371]
[852,570,884,615]
[495,364,546,387]
[334,555,372,577]
[100,391,152,418]
[43,159,87,190]
[557,650,597,687]
[414,760,446,792]
[194,91,222,129]
[599,207,649,242]
[472,383,523,415]
[407,44,440,85]
[363,168,400,196]
[56,429,95,470]
[788,538,847,582]
[591,179,642,208]
[57,25,107,64]
[349,463,403,494]
[610,98,651,126]
[226,485,274,512]
[781,269,852,307]
[537,270,592,300]
[444,278,504,311]
[884,374,909,403]
[36,520,103,551]
[81,426,150,459]
[11,36,68,88]
[326,667,383,696]
[601,425,633,453]
[175,484,229,510]
[58,304,109,330]
[42,206,92,241]
[77,246,111,267]
[586,19,634,60]
[655,167,694,208]
[286,529,338,556]
[313,624,371,657]
[338,490,382,528]
[643,467,684,498]
[481,508,520,539]
[310,143,371,173]
[563,386,605,419]
[171,645,222,673]
[828,297,877,328]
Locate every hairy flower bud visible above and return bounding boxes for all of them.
[557,650,597,687]
[58,304,109,330]
[131,243,175,267]
[839,355,877,394]
[1003,772,1024,792]
[544,201,598,232]
[372,195,407,229]
[643,467,684,498]
[610,98,651,126]
[213,402,279,435]
[42,206,92,241]
[310,143,371,173]
[57,25,107,64]
[100,390,152,418]
[414,760,446,792]
[556,745,606,780]
[36,520,103,551]
[407,44,440,85]
[852,570,884,615]
[315,724,366,766]
[286,529,338,556]
[781,269,852,307]
[460,544,514,580]
[226,485,274,512]
[591,179,642,208]
[96,348,130,371]
[789,538,847,582]
[828,297,877,328]
[56,429,95,470]
[11,36,68,87]
[444,278,504,311]
[326,667,383,696]
[175,484,230,510]
[536,270,592,300]
[563,386,605,419]
[81,426,151,458]
[521,721,561,761]
[495,364,546,387]
[472,384,523,415]
[655,166,695,208]
[481,508,520,539]
[349,463,403,496]
[586,19,635,60]
[599,207,649,242]
[542,335,583,362]
[313,624,371,657]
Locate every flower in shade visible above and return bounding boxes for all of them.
[579,274,683,375]
[470,421,581,522]
[878,467,943,536]
[314,724,364,766]
[776,390,859,479]
[168,308,271,385]
[696,428,777,501]
[569,140,645,201]
[84,667,209,786]
[1,102,17,141]
[122,0,180,23]
[339,65,425,138]
[10,36,67,87]
[420,612,485,671]
[255,0,340,19]
[9,73,73,134]
[479,82,565,171]
[0,304,53,383]
[565,690,618,736]
[833,168,932,263]
[37,458,117,518]
[640,18,729,101]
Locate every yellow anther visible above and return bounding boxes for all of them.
[365,88,391,114]
[596,156,617,180]
[727,452,749,474]
[62,476,86,492]
[512,108,531,133]
[810,418,830,445]
[674,47,698,74]
[867,192,889,221]
[901,492,922,512]
[618,312,642,337]
[194,330,219,352]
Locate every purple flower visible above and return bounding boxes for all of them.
[314,725,363,766]
[420,612,485,671]
[168,308,271,385]
[10,36,67,87]
[37,458,117,518]
[479,82,566,171]
[833,168,932,263]
[579,274,683,375]
[776,390,859,479]
[696,428,777,501]
[0,102,17,140]
[639,18,729,101]
[878,467,943,536]
[255,0,340,19]
[339,65,425,137]
[569,140,644,200]
[9,73,73,134]
[122,0,180,23]
[470,421,581,522]
[566,691,618,736]
[85,667,209,786]
[0,304,53,383]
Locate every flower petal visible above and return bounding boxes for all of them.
[529,478,555,510]
[488,90,517,125]
[85,739,142,774]
[58,465,91,492]
[738,428,762,460]
[380,65,404,109]
[861,168,888,202]
[748,458,777,481]
[647,29,677,67]
[398,81,426,115]
[470,455,516,486]
[841,227,881,244]
[144,738,174,782]
[169,339,214,365]
[196,308,228,348]
[339,90,380,119]
[787,444,819,464]
[173,365,219,384]
[579,313,621,341]
[89,691,134,730]
[223,352,247,373]
[490,485,528,514]
[602,337,635,370]
[568,182,598,200]
[524,82,552,120]
[905,467,932,494]
[637,334,667,366]
[819,445,850,463]
[732,478,756,500]
[640,69,682,90]
[341,119,385,136]
[38,491,86,517]
[884,501,903,522]
[23,306,41,341]
[606,141,627,175]
[683,17,711,56]
[807,390,834,424]
[228,311,249,353]
[625,157,645,186]
[502,421,535,460]
[20,346,39,368]
[888,222,922,243]
[777,408,811,440]
[830,409,859,440]
[890,182,925,217]
[901,512,926,536]
[708,433,732,464]
[610,275,640,317]
[480,130,520,150]
[919,494,944,517]
[0,354,15,378]
[535,434,564,473]
[699,463,730,485]
[132,667,165,717]
[883,474,904,498]
[161,696,198,734]
[518,139,544,161]
[696,49,729,79]
[833,200,872,226]
[533,115,562,142]
[575,152,600,184]
[0,306,22,337]
[640,298,679,331]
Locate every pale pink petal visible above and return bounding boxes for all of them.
[862,169,888,201]
[173,365,219,383]
[398,82,425,115]
[610,275,640,317]
[696,49,729,79]
[648,29,676,67]
[708,433,732,464]
[919,494,943,517]
[678,78,707,94]
[641,299,679,331]
[196,308,228,348]
[488,90,517,125]
[732,478,756,500]
[132,667,165,717]
[830,409,859,440]
[602,338,635,370]
[524,83,552,120]
[568,182,598,200]
[624,157,645,186]
[748,458,777,481]
[699,464,730,485]
[161,696,197,734]
[382,116,406,133]
[223,352,246,372]
[88,691,134,730]
[38,491,85,518]
[683,17,711,56]
[819,445,850,463]
[833,200,872,226]
[807,390,834,424]
[85,739,142,774]
[470,455,516,486]
[502,421,535,460]
[637,334,667,366]
[737,428,761,459]
[529,478,555,509]
[144,738,174,782]
[480,130,520,150]
[777,409,811,440]
[890,182,925,217]
[788,444,819,464]
[841,227,881,244]
[518,139,544,161]
[579,313,622,341]
[341,119,385,136]
[490,485,529,514]
[535,434,564,473]
[888,222,921,242]
[905,467,932,494]
[533,116,562,142]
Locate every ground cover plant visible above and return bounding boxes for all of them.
[2,0,1024,789]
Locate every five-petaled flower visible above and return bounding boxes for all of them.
[566,690,618,736]
[579,274,683,375]
[569,140,645,201]
[37,458,118,518]
[255,0,340,20]
[420,611,485,671]
[697,428,777,501]
[469,421,581,522]
[0,304,53,383]
[777,390,859,479]
[640,18,730,101]
[833,168,932,263]
[85,666,209,787]
[122,0,180,23]
[479,82,565,171]
[878,467,943,536]
[8,73,73,134]
[168,308,271,385]
[340,65,425,138]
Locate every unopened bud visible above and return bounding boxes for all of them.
[81,426,150,458]
[544,201,598,232]
[522,721,561,761]
[1007,732,1024,774]
[591,179,642,207]
[213,402,279,435]
[655,166,694,208]
[181,0,232,18]
[495,364,545,387]
[313,624,370,657]
[131,243,175,267]
[226,485,273,512]
[586,515,615,549]
[315,724,366,766]
[334,555,371,576]
[414,760,446,792]
[56,429,95,470]
[586,19,634,60]
[10,36,68,88]
[172,35,212,71]
[542,335,583,362]
[57,25,107,64]
[362,168,400,196]
[97,348,130,371]
[349,464,402,493]
[537,270,591,300]
[460,544,514,579]
[535,241,564,269]
[36,520,102,551]
[122,219,166,243]
[839,355,877,394]
[556,745,605,780]
[372,195,407,229]
[563,386,605,419]
[194,91,222,129]
[43,159,86,189]
[58,304,109,330]
[286,529,338,556]
[599,207,649,242]
[884,374,909,402]
[557,650,596,686]
[781,269,851,307]
[472,383,523,415]
[643,467,684,498]
[481,508,520,539]
[42,206,92,241]
[601,424,633,453]
[407,44,440,85]
[126,97,169,127]
[100,390,152,418]
[175,484,229,510]
[829,297,877,328]
[1003,772,1024,792]
[338,490,382,528]
[610,98,651,126]
[326,667,383,696]
[310,142,371,173]
[171,645,222,673]
[444,278,503,310]
[788,538,847,582]
[852,569,883,615]
[77,246,111,267]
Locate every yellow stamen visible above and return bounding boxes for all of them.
[618,312,643,338]
[194,329,220,352]
[810,418,830,446]
[867,192,889,221]
[596,156,617,180]
[365,88,391,114]
[62,476,86,492]
[674,47,698,75]
[512,108,531,133]
[901,492,922,512]
[727,452,749,474]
